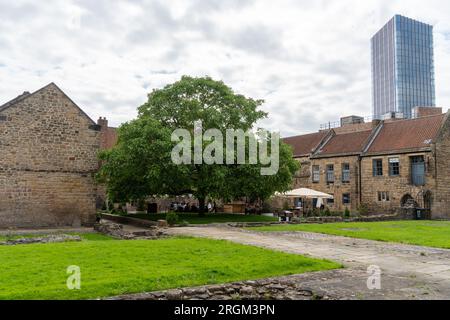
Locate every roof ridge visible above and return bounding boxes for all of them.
[334,129,373,136]
[283,130,329,140]
[383,113,444,125]
[0,82,95,125]
[0,83,55,113]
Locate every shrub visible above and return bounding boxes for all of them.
[344,207,351,218]
[324,207,331,216]
[166,212,179,226]
[358,204,369,216]
[282,201,290,211]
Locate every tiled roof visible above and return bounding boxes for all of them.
[366,114,445,154]
[283,131,330,157]
[315,130,373,156]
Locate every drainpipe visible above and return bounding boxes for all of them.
[358,155,362,207]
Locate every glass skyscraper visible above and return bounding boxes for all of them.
[371,15,435,119]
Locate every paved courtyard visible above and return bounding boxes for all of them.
[168,226,450,300]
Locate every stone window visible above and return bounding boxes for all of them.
[342,193,350,205]
[342,163,350,182]
[0,115,7,121]
[373,159,383,176]
[389,158,400,176]
[326,164,334,183]
[378,191,390,202]
[312,165,320,183]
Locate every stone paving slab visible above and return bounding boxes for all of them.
[168,226,450,300]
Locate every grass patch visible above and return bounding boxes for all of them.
[0,236,340,300]
[127,213,278,224]
[249,220,450,249]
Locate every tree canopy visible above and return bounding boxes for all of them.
[97,76,299,212]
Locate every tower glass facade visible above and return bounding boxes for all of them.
[371,15,435,118]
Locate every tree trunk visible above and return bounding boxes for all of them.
[198,197,206,216]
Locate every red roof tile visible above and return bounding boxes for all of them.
[316,130,372,156]
[367,114,445,154]
[283,131,329,157]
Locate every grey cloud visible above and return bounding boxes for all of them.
[226,25,285,58]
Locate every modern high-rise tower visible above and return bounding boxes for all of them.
[371,15,435,119]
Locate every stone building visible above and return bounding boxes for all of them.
[284,108,450,219]
[0,83,116,228]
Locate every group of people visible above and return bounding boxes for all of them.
[170,202,198,213]
[169,201,217,213]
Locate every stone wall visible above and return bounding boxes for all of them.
[271,155,360,212]
[360,152,436,215]
[433,113,450,219]
[0,83,100,228]
[308,156,361,211]
[107,274,322,300]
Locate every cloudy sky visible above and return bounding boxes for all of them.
[1,0,449,137]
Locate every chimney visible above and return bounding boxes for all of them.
[412,107,443,118]
[340,115,364,127]
[380,112,405,122]
[97,117,108,128]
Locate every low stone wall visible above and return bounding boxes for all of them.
[304,216,343,223]
[300,214,400,224]
[349,214,400,222]
[106,274,327,300]
[94,220,168,240]
[0,234,81,245]
[100,213,158,228]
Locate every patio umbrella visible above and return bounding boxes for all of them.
[275,188,334,199]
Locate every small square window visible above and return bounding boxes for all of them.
[377,191,390,202]
[343,193,350,205]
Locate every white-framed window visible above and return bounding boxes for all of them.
[312,165,320,183]
[377,191,390,202]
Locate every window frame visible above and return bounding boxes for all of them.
[373,159,383,177]
[377,191,390,202]
[326,164,335,183]
[312,165,320,183]
[342,193,351,205]
[342,163,350,183]
[388,157,400,176]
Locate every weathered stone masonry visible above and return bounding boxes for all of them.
[283,111,450,219]
[0,83,103,228]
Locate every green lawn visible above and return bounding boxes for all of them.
[0,235,340,300]
[249,220,450,249]
[127,213,278,224]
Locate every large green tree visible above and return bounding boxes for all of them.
[98,76,299,212]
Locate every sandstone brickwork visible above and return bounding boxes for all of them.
[433,112,450,218]
[360,152,435,214]
[0,83,101,228]
[306,156,361,211]
[283,112,450,219]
